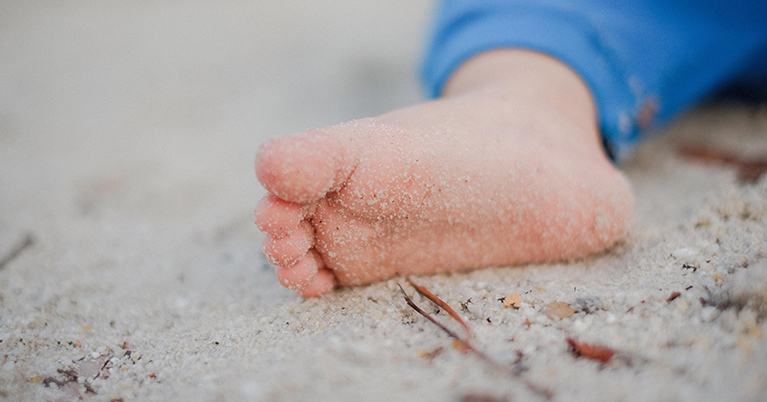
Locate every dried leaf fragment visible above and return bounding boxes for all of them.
[502,293,523,309]
[545,301,575,320]
[566,338,615,363]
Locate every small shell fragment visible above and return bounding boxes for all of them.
[545,301,575,320]
[502,293,523,309]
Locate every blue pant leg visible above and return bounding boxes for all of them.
[422,0,767,160]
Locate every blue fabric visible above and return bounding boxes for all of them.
[422,0,767,160]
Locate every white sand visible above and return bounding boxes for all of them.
[1,1,766,401]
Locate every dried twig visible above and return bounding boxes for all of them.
[666,292,682,303]
[399,284,465,342]
[406,278,473,341]
[0,233,34,271]
[398,281,552,400]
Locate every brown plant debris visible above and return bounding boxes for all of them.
[666,292,682,303]
[419,347,445,361]
[42,369,77,389]
[406,278,473,340]
[566,338,615,364]
[678,146,767,183]
[43,351,116,399]
[399,281,552,400]
[0,233,35,271]
[544,301,575,320]
[502,293,523,309]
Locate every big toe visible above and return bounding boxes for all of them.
[256,129,356,204]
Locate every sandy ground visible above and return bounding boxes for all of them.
[1,1,766,401]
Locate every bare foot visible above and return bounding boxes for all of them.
[255,50,634,297]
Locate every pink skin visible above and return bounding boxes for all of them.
[255,49,634,297]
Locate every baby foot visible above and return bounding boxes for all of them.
[255,50,634,297]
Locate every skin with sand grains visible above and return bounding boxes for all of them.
[255,50,634,297]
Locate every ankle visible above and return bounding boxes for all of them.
[443,49,597,132]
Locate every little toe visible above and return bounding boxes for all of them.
[275,249,324,290]
[255,129,356,204]
[263,221,315,267]
[255,194,310,238]
[295,268,337,298]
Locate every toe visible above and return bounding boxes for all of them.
[275,250,323,290]
[255,129,356,204]
[263,221,315,267]
[255,194,310,238]
[295,268,337,297]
